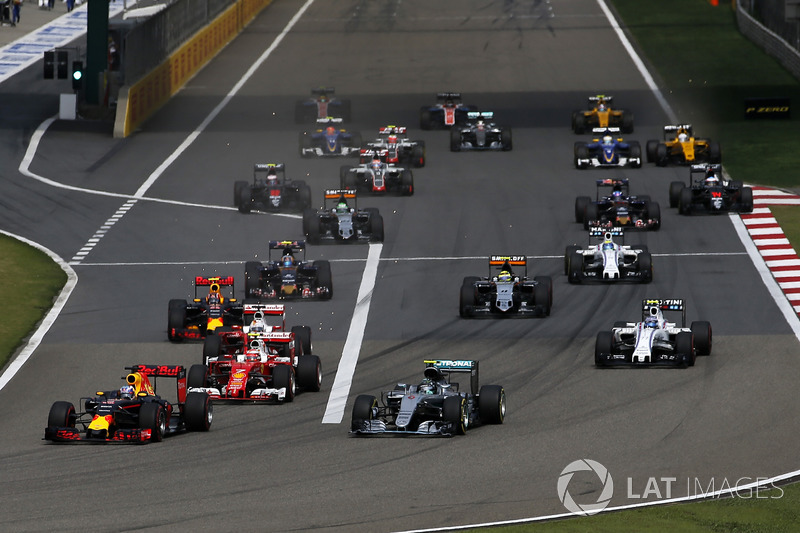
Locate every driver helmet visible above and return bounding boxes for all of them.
[387,134,398,145]
[497,270,512,282]
[598,102,607,111]
[612,189,624,200]
[337,200,349,211]
[418,379,436,395]
[678,132,688,142]
[644,316,659,328]
[705,170,720,186]
[326,126,336,135]
[602,239,615,250]
[119,385,135,399]
[603,135,613,145]
[370,158,383,172]
[266,168,278,183]
[207,289,221,305]
[282,254,295,267]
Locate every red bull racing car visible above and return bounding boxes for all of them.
[167,276,244,342]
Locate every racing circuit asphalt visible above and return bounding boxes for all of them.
[1,1,799,531]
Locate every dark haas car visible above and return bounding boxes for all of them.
[359,125,425,168]
[450,111,512,152]
[574,128,641,169]
[459,256,552,318]
[168,276,244,342]
[234,163,312,214]
[44,365,212,444]
[564,227,653,284]
[350,359,505,436]
[419,92,476,130]
[302,189,384,244]
[244,240,332,300]
[340,156,414,196]
[295,87,351,123]
[299,117,362,158]
[646,124,721,166]
[572,94,633,134]
[669,163,754,215]
[595,299,712,368]
[575,178,660,230]
[189,304,321,403]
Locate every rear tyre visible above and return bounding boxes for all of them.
[459,276,479,318]
[691,321,712,355]
[272,365,296,402]
[401,170,414,196]
[184,392,212,431]
[370,214,385,242]
[533,275,553,315]
[740,187,754,213]
[315,260,333,300]
[48,401,76,429]
[645,201,661,230]
[138,402,166,442]
[411,145,425,167]
[568,252,583,283]
[351,394,377,431]
[442,395,468,435]
[669,181,684,208]
[478,385,506,424]
[637,252,653,283]
[297,355,322,392]
[291,325,313,355]
[676,331,695,367]
[233,181,248,207]
[168,299,187,343]
[202,335,221,364]
[595,331,613,367]
[187,364,208,389]
[238,184,252,213]
[655,143,668,166]
[564,245,580,275]
[679,187,693,215]
[646,140,659,163]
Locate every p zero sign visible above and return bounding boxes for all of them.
[745,97,790,119]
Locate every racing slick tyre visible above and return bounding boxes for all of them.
[676,331,695,367]
[568,252,583,283]
[691,321,712,356]
[644,201,661,230]
[573,113,586,134]
[419,108,432,130]
[534,276,553,315]
[478,385,506,425]
[298,132,313,157]
[629,142,642,168]
[401,170,414,196]
[501,128,513,151]
[139,402,166,442]
[679,187,693,215]
[291,325,313,355]
[637,252,653,283]
[655,143,668,167]
[411,145,425,167]
[740,187,754,213]
[351,394,377,431]
[565,245,580,275]
[315,260,333,299]
[669,181,685,208]
[187,364,208,389]
[370,214,385,242]
[621,111,634,134]
[297,355,322,392]
[450,128,461,152]
[594,331,613,367]
[48,401,76,429]
[575,196,591,223]
[233,181,248,207]
[574,143,589,169]
[583,203,598,230]
[443,395,468,435]
[184,392,213,431]
[202,335,221,364]
[272,365,296,402]
[459,276,479,318]
[238,184,252,213]
[646,140,659,163]
[709,141,722,163]
[244,261,262,299]
[168,299,187,343]
[303,209,321,244]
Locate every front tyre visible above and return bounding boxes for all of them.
[351,394,377,431]
[184,392,213,431]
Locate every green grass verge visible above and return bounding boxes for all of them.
[0,235,67,371]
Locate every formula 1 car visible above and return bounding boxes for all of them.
[188,307,321,403]
[459,256,552,318]
[299,117,362,158]
[44,364,212,443]
[359,125,425,167]
[669,164,754,215]
[450,111,512,152]
[595,299,712,367]
[168,276,244,342]
[574,128,641,169]
[295,87,351,123]
[572,95,633,134]
[244,240,332,300]
[350,359,505,436]
[646,124,721,166]
[575,179,661,230]
[234,163,312,213]
[419,92,476,130]
[564,227,653,283]
[302,189,384,244]
[340,155,414,196]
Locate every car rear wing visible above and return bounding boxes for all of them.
[311,87,335,96]
[126,364,187,403]
[589,94,613,104]
[663,124,693,138]
[316,116,343,124]
[195,276,234,287]
[378,125,407,136]
[325,189,356,199]
[424,359,479,394]
[589,227,624,238]
[596,178,628,188]
[467,111,494,121]
[254,163,285,172]
[591,127,621,135]
[641,299,686,326]
[269,240,305,252]
[436,92,462,100]
[244,303,285,316]
[489,255,526,277]
[689,163,723,185]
